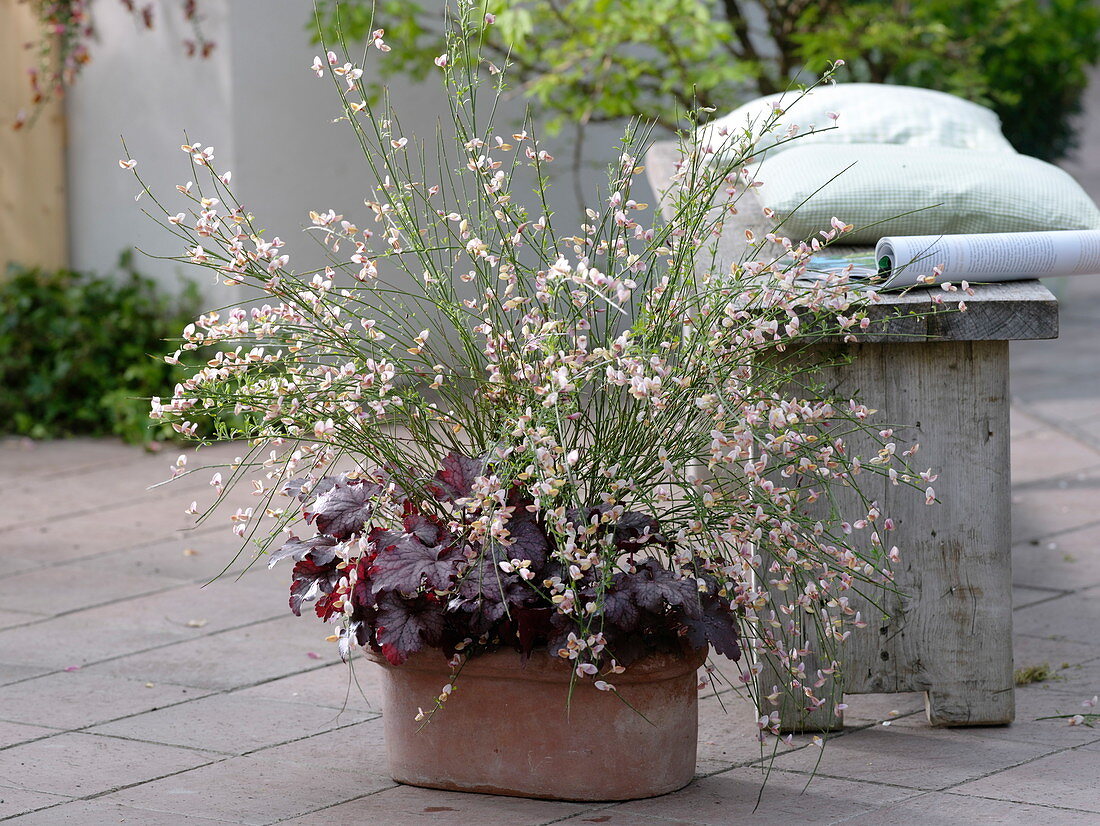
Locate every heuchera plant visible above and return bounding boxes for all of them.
[276,456,740,673]
[129,0,934,736]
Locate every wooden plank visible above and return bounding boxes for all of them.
[784,341,1015,725]
[644,142,1059,342]
[0,0,69,272]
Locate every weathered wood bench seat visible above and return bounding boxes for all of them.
[646,141,1060,728]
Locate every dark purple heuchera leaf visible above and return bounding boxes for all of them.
[601,576,641,629]
[688,594,741,660]
[369,525,465,594]
[600,561,702,631]
[289,558,341,617]
[283,475,338,502]
[566,504,612,533]
[566,507,667,553]
[267,534,339,568]
[488,509,550,568]
[428,452,484,504]
[402,511,446,545]
[545,612,583,661]
[612,512,668,551]
[455,560,530,633]
[627,561,701,618]
[685,571,741,660]
[375,592,445,665]
[305,477,383,539]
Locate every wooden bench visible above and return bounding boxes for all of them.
[646,141,1060,728]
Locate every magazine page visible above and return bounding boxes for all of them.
[801,250,882,287]
[877,229,1100,289]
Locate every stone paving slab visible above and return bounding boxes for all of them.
[885,684,1100,748]
[1013,587,1100,645]
[1009,432,1100,489]
[949,741,1100,813]
[837,791,1099,825]
[81,614,341,691]
[282,785,592,826]
[1013,521,1100,592]
[0,732,216,798]
[766,724,1061,791]
[0,790,73,824]
[610,768,919,825]
[0,611,44,632]
[0,577,288,670]
[0,670,211,731]
[1012,632,1100,674]
[88,692,378,755]
[233,662,382,712]
[99,720,396,825]
[2,800,245,825]
[0,722,55,751]
[1010,464,1100,544]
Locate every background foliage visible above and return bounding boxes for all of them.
[317,0,1100,161]
[0,253,205,444]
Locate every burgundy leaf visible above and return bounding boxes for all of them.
[305,477,383,539]
[403,511,446,546]
[369,527,464,594]
[315,589,342,622]
[375,592,445,665]
[512,605,553,658]
[267,534,339,568]
[289,557,341,617]
[428,452,484,503]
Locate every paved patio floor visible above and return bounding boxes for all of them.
[5,88,1100,826]
[1,271,1098,825]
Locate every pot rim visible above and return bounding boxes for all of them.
[365,644,708,684]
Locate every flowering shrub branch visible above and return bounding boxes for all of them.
[127,0,935,739]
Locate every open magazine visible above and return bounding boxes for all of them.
[805,229,1100,290]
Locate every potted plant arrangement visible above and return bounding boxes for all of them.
[129,0,930,802]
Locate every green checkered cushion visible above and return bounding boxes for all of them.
[697,83,1017,159]
[751,143,1100,244]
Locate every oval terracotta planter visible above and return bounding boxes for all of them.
[368,645,707,801]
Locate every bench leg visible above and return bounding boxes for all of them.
[925,682,1015,726]
[846,340,1016,725]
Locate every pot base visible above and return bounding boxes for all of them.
[369,646,706,802]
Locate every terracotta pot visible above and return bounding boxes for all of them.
[367,645,707,801]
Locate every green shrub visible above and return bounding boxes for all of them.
[319,0,1100,162]
[0,253,203,445]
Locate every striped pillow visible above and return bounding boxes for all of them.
[751,143,1100,245]
[697,83,1016,160]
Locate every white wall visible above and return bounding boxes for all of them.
[67,0,652,305]
[66,0,235,300]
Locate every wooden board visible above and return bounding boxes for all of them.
[806,340,1015,725]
